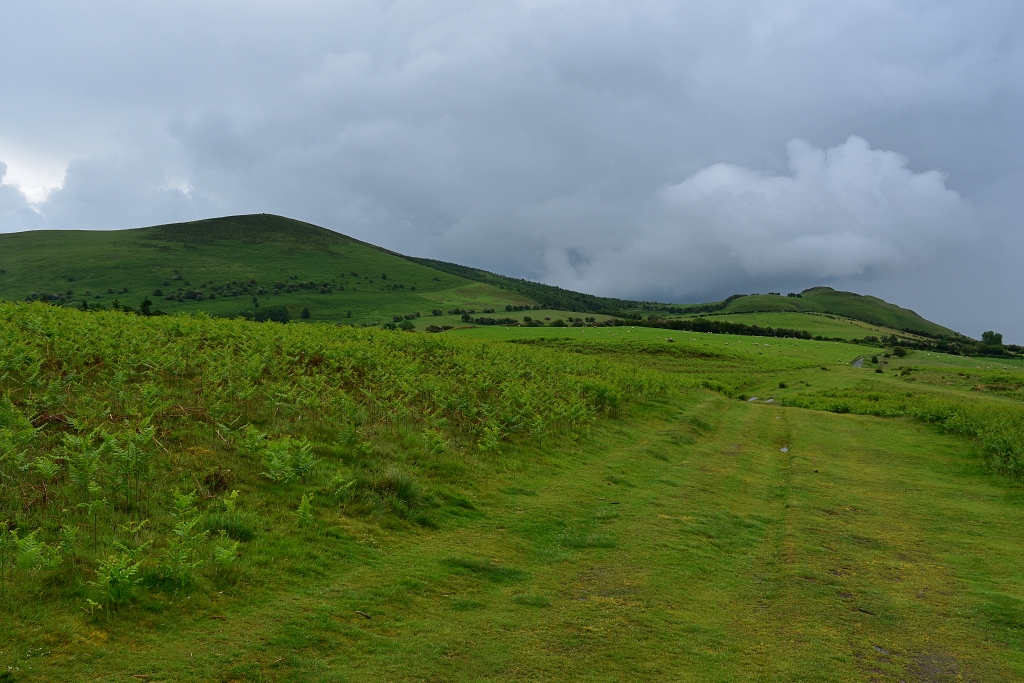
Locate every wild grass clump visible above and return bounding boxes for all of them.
[783,386,1024,474]
[442,557,530,583]
[512,593,551,607]
[334,468,431,521]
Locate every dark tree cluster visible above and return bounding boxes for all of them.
[240,306,291,323]
[620,316,813,340]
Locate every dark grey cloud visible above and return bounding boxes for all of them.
[0,1,1021,338]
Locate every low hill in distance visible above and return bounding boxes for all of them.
[696,287,957,338]
[0,213,962,342]
[407,257,958,339]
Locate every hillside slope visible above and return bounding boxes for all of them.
[405,256,652,313]
[707,287,957,337]
[0,214,533,323]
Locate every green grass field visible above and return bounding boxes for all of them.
[2,301,1023,681]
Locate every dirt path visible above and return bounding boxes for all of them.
[25,394,1024,681]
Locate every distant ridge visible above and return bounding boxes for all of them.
[706,286,958,338]
[403,256,652,313]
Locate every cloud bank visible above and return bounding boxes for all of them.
[0,0,1021,337]
[539,136,973,304]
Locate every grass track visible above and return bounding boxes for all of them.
[12,391,1024,681]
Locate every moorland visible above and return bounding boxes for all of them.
[1,215,1023,682]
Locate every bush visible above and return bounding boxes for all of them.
[259,437,317,483]
[300,307,311,319]
[399,320,416,331]
[242,306,290,323]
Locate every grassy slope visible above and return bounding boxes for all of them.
[403,256,651,313]
[3,309,1024,681]
[714,287,956,337]
[0,214,534,324]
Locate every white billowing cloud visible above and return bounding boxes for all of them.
[0,162,43,231]
[541,136,970,300]
[665,136,966,278]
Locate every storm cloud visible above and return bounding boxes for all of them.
[1,1,1021,337]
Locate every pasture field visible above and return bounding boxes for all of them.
[2,303,1023,682]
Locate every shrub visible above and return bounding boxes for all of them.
[259,437,317,483]
[301,307,311,319]
[212,531,240,571]
[242,306,290,323]
[296,493,315,528]
[92,546,147,608]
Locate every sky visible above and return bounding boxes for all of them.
[1,0,1021,340]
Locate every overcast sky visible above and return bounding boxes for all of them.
[1,1,1021,339]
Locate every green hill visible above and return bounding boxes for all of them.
[0,214,534,324]
[0,214,958,339]
[404,256,652,313]
[697,287,957,338]
[406,259,958,338]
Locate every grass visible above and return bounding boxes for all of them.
[1,288,1022,680]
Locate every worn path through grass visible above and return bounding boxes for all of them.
[15,393,1024,681]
